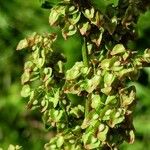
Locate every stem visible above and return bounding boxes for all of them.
[85,95,91,117]
[82,37,90,117]
[82,37,89,67]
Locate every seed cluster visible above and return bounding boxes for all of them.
[18,0,150,149]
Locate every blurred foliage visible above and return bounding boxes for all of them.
[0,0,150,149]
[0,0,50,149]
[121,8,150,149]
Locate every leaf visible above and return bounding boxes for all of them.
[111,44,126,55]
[85,140,100,149]
[101,87,112,95]
[68,12,81,25]
[105,95,117,105]
[49,109,64,123]
[62,24,77,39]
[57,136,64,148]
[105,16,118,35]
[79,22,91,36]
[49,6,65,26]
[125,129,135,144]
[90,28,104,47]
[108,109,125,127]
[100,57,118,70]
[70,105,84,118]
[100,59,111,69]
[98,124,105,132]
[83,8,95,20]
[120,86,136,107]
[82,131,93,145]
[128,130,135,144]
[66,62,83,80]
[142,49,150,63]
[8,145,22,150]
[21,71,30,84]
[21,84,30,97]
[49,89,60,108]
[81,111,95,129]
[91,11,103,27]
[24,61,33,70]
[97,125,109,142]
[16,39,28,50]
[91,94,103,109]
[67,5,78,14]
[36,58,45,68]
[104,72,116,87]
[81,75,101,93]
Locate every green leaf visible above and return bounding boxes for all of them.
[105,16,118,35]
[91,94,103,109]
[49,109,64,123]
[128,130,135,144]
[85,140,100,149]
[36,58,45,68]
[100,59,110,69]
[8,145,22,150]
[81,75,101,93]
[101,87,112,95]
[68,12,81,25]
[142,49,150,63]
[90,28,104,47]
[97,125,109,142]
[49,6,65,26]
[81,111,95,129]
[82,131,93,145]
[119,68,134,78]
[62,24,77,39]
[21,84,30,97]
[66,62,83,80]
[111,44,126,55]
[21,71,30,84]
[100,57,118,70]
[108,109,125,127]
[98,124,105,132]
[16,39,28,50]
[91,11,103,27]
[57,136,64,148]
[83,8,95,20]
[105,95,117,105]
[120,86,136,107]
[50,89,60,108]
[24,61,33,70]
[79,22,91,36]
[70,105,84,118]
[104,72,116,87]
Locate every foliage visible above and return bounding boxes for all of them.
[0,0,50,149]
[17,0,150,149]
[0,0,150,149]
[0,145,21,150]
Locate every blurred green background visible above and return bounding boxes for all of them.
[0,0,150,149]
